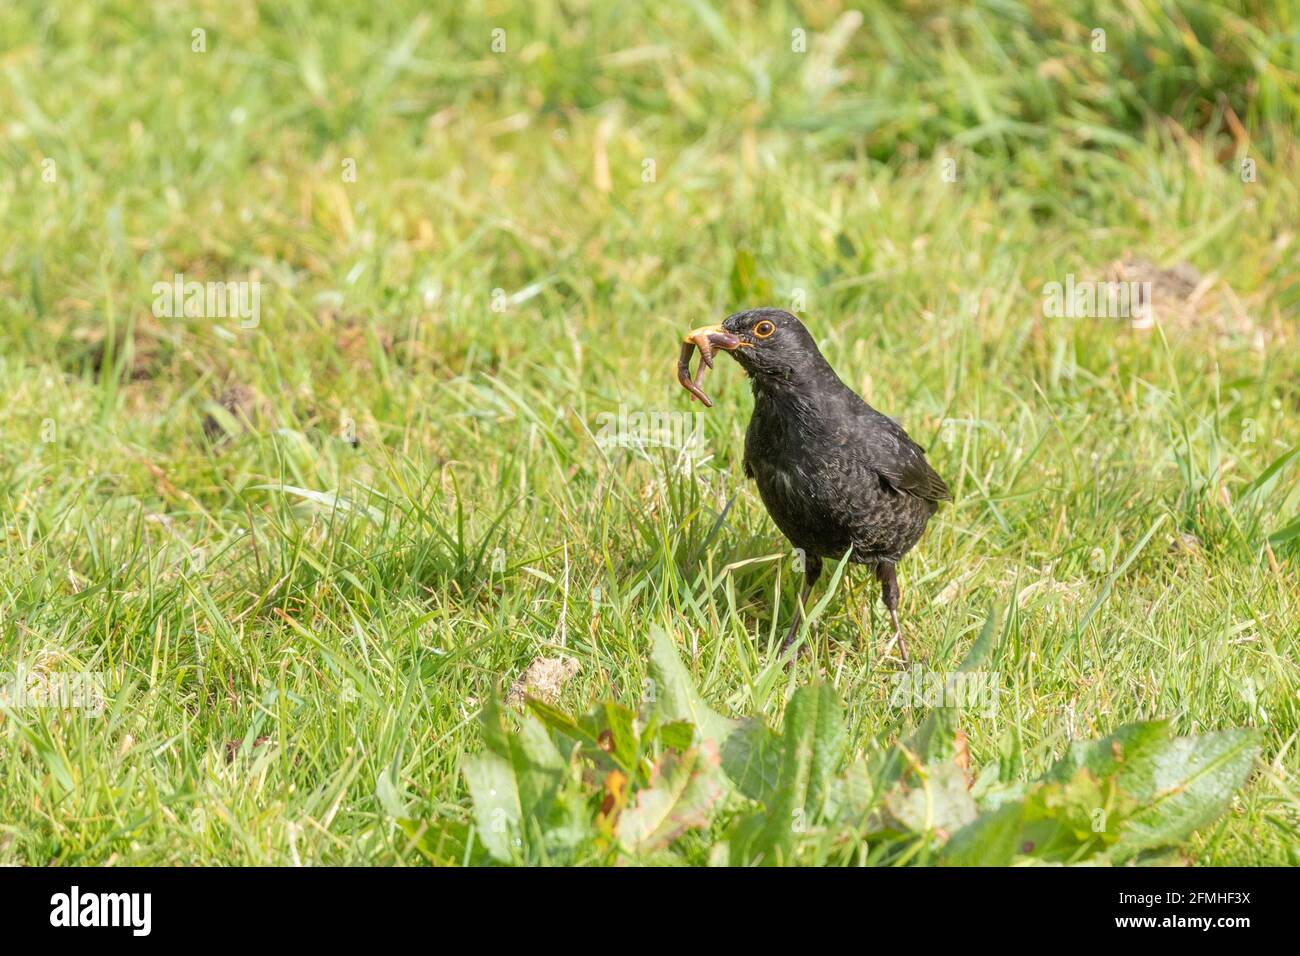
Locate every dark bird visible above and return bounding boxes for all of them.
[678,308,950,659]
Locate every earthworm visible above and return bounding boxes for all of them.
[677,336,714,407]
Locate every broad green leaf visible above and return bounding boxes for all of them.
[1114,728,1259,858]
[943,768,1135,865]
[648,628,738,745]
[540,785,596,857]
[947,725,1257,866]
[971,762,1027,811]
[462,751,522,863]
[447,633,1259,868]
[1016,769,1135,862]
[654,719,697,751]
[721,717,783,803]
[1044,720,1173,794]
[526,697,588,742]
[941,801,1025,866]
[617,743,725,854]
[787,684,847,820]
[530,697,642,775]
[725,810,770,866]
[826,758,877,825]
[733,684,845,865]
[883,760,977,836]
[480,697,566,814]
[464,698,569,861]
[591,700,641,772]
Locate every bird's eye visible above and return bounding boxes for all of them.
[753,320,775,339]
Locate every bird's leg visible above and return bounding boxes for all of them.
[781,555,822,653]
[876,563,907,662]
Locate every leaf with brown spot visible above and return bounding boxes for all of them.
[616,742,724,854]
[598,770,628,824]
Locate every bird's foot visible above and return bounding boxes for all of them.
[891,628,909,663]
[885,609,909,663]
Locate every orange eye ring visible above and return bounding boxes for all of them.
[754,320,776,339]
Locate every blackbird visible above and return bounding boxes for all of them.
[678,308,950,659]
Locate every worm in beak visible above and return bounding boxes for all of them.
[677,325,742,407]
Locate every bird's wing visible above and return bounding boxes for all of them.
[840,401,952,503]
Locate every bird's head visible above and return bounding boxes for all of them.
[678,309,831,405]
[717,309,821,379]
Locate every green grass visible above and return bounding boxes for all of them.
[1,0,1297,865]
